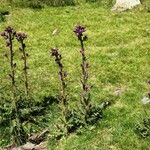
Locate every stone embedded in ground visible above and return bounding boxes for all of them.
[113,88,125,96]
[112,0,141,12]
[11,147,22,150]
[6,129,49,150]
[29,129,49,144]
[141,96,150,105]
[22,142,35,150]
[34,142,47,150]
[10,141,47,150]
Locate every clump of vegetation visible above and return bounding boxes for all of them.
[0,23,111,148]
[136,118,150,138]
[0,13,5,22]
[7,0,75,8]
[86,0,98,3]
[7,0,43,9]
[43,0,75,7]
[0,27,57,147]
[1,26,27,145]
[0,9,9,23]
[50,26,106,140]
[135,80,150,138]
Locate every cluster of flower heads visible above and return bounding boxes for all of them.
[1,26,16,47]
[1,26,16,36]
[74,25,87,41]
[1,26,27,47]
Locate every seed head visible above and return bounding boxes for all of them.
[51,48,59,57]
[16,32,27,42]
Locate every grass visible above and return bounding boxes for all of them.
[0,0,150,149]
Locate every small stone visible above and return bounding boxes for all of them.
[22,142,35,150]
[28,129,49,144]
[34,142,47,150]
[113,88,124,96]
[109,145,116,150]
[12,147,22,150]
[141,96,150,105]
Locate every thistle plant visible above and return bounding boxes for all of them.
[74,25,102,124]
[73,25,92,123]
[1,26,26,145]
[1,26,16,99]
[51,48,69,135]
[15,32,29,96]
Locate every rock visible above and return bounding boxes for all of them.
[28,129,49,144]
[11,147,22,150]
[22,142,35,150]
[34,142,47,150]
[141,96,150,105]
[112,0,141,12]
[5,143,16,150]
[10,140,47,150]
[5,129,49,150]
[113,88,124,96]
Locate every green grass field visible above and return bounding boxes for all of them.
[0,1,150,149]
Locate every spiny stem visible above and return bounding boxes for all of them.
[74,25,91,123]
[51,48,68,133]
[16,32,28,96]
[21,41,29,96]
[9,32,16,98]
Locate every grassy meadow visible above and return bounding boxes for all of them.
[0,0,150,149]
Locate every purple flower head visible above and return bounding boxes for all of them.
[15,32,27,42]
[1,26,16,40]
[5,26,14,33]
[74,25,86,38]
[5,26,16,36]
